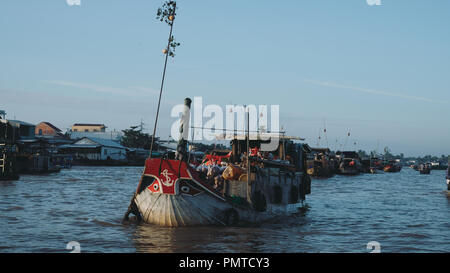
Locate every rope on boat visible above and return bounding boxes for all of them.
[122,193,142,223]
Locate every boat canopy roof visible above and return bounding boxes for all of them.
[336,151,359,158]
[310,147,331,154]
[215,133,305,141]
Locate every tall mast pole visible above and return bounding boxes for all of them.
[148,3,176,159]
[246,106,252,207]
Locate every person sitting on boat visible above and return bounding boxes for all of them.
[240,152,248,168]
[214,175,224,191]
[250,147,263,159]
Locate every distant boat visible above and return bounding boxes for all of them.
[370,157,383,172]
[336,151,362,175]
[430,162,448,170]
[306,148,336,178]
[418,163,431,175]
[383,160,402,173]
[361,157,380,174]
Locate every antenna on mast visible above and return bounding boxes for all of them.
[323,118,329,149]
[343,130,350,150]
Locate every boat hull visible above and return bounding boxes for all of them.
[135,188,231,226]
[134,188,306,226]
[383,165,402,173]
[132,158,310,227]
[337,166,360,175]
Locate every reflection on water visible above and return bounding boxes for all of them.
[0,166,449,253]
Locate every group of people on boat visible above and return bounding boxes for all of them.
[193,147,284,193]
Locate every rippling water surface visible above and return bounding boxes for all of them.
[1,166,449,253]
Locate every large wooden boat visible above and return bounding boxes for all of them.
[124,100,311,226]
[123,5,311,226]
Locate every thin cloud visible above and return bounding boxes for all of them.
[304,79,448,104]
[43,80,159,97]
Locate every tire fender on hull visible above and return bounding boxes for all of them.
[224,208,239,226]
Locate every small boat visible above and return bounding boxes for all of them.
[371,157,383,171]
[368,157,382,174]
[418,163,431,175]
[361,158,378,174]
[306,148,336,178]
[335,151,362,175]
[16,154,61,174]
[383,160,402,173]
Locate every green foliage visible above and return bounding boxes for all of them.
[357,149,368,158]
[156,1,181,58]
[121,126,155,149]
[168,35,181,57]
[156,1,177,25]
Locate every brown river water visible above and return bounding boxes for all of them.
[0,166,449,253]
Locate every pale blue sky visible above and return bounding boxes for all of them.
[1,0,449,156]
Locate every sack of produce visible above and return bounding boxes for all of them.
[222,164,243,180]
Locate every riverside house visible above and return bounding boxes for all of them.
[59,137,127,164]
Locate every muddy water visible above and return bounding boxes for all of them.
[0,166,449,252]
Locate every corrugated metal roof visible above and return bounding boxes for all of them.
[78,137,127,149]
[8,120,36,127]
[68,131,122,141]
[73,123,105,127]
[59,144,101,149]
[215,133,305,141]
